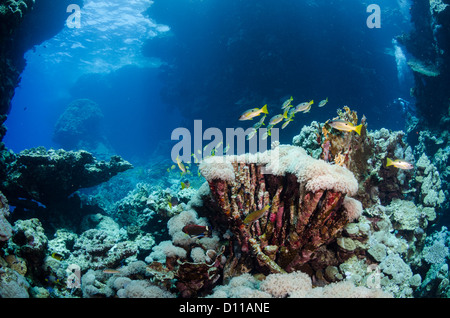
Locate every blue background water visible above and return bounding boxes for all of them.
[4,0,415,162]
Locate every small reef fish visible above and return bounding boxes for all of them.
[246,128,258,140]
[327,120,363,136]
[166,164,176,173]
[181,181,190,189]
[386,158,414,170]
[239,104,269,120]
[103,269,120,274]
[268,113,287,126]
[253,115,266,129]
[287,108,296,118]
[51,252,63,261]
[294,100,314,113]
[243,204,271,224]
[176,155,186,173]
[182,224,210,238]
[281,96,293,110]
[318,97,328,107]
[281,118,293,129]
[191,153,199,164]
[223,143,230,154]
[45,274,61,285]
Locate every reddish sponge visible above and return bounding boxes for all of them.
[199,145,362,274]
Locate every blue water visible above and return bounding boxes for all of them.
[8,0,450,300]
[4,0,415,161]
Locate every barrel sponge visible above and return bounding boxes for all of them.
[199,145,358,195]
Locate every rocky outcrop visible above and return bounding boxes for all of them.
[1,147,133,208]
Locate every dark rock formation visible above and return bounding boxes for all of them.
[0,0,83,140]
[1,146,133,208]
[399,0,450,129]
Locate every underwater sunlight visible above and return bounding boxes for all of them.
[0,0,449,304]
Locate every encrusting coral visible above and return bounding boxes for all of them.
[198,144,362,275]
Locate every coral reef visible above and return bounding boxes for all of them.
[145,209,225,297]
[292,107,415,207]
[1,147,133,208]
[0,191,12,243]
[208,271,391,298]
[0,255,30,297]
[198,145,362,275]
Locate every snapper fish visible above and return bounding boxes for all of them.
[281,96,293,110]
[294,100,314,113]
[246,128,258,140]
[253,115,266,129]
[386,158,414,170]
[239,104,269,120]
[318,97,328,107]
[243,204,271,224]
[268,113,287,126]
[327,120,363,136]
[281,118,293,129]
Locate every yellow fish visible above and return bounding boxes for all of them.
[281,96,293,110]
[239,104,269,120]
[327,120,363,135]
[176,155,186,173]
[318,97,328,107]
[268,113,287,126]
[181,181,191,189]
[386,158,414,170]
[51,252,63,261]
[281,118,293,129]
[243,204,271,224]
[253,115,266,129]
[294,100,314,113]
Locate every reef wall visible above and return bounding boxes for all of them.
[399,0,450,130]
[0,0,83,139]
